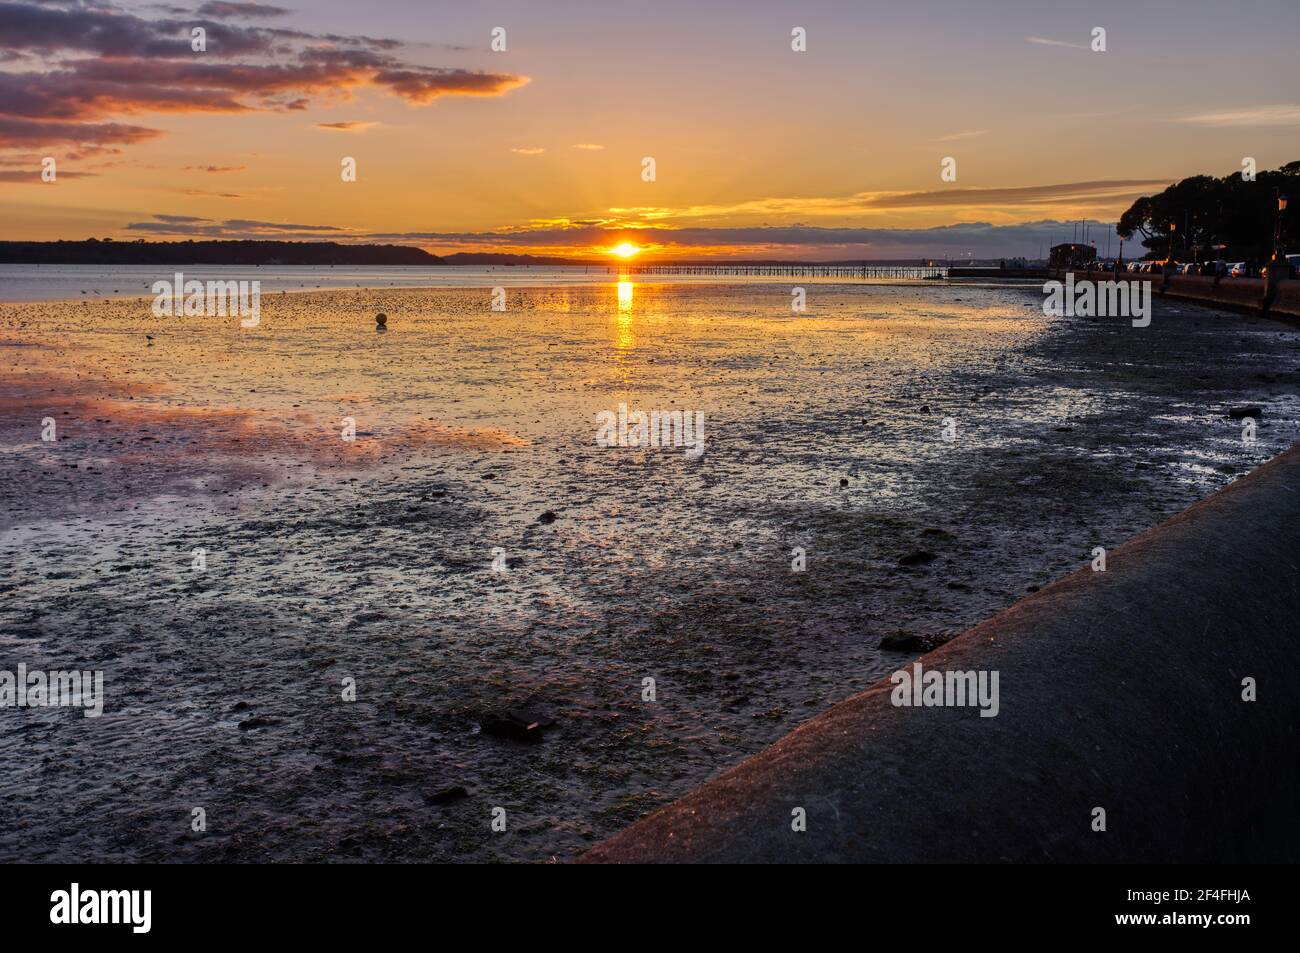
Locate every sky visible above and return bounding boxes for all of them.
[2,0,1299,260]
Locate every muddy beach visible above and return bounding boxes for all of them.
[1,281,1296,862]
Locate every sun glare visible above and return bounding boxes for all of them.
[610,242,640,259]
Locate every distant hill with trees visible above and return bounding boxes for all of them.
[0,239,442,266]
[1118,160,1298,261]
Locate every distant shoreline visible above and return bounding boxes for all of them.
[0,239,442,267]
[0,240,958,269]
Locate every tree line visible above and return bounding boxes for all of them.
[1118,161,1297,262]
[0,240,441,266]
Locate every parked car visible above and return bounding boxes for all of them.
[1126,261,1143,273]
[1203,260,1228,277]
[1179,262,1199,275]
[1229,262,1249,277]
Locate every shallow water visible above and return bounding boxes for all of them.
[1,281,1296,861]
[0,263,924,302]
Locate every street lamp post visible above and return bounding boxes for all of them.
[1265,192,1290,295]
[1274,193,1288,259]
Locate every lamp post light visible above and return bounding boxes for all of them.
[1275,193,1289,259]
[1265,192,1290,290]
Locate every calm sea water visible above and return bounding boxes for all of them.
[0,263,934,301]
[0,264,618,301]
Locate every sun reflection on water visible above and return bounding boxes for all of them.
[614,280,634,349]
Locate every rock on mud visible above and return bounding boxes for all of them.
[480,714,546,744]
[879,632,932,652]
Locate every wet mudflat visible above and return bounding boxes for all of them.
[1,281,1296,862]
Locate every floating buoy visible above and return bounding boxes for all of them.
[375,312,387,327]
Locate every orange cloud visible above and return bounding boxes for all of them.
[0,0,528,161]
[315,121,379,132]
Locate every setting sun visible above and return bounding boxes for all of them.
[610,242,640,259]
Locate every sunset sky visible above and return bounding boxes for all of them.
[3,0,1298,259]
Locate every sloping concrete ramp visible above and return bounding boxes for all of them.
[583,447,1300,863]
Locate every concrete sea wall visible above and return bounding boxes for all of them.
[583,447,1300,863]
[1061,269,1300,319]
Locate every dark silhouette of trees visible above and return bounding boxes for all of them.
[0,240,441,266]
[1117,161,1298,260]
